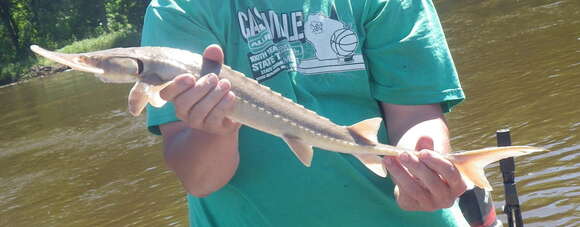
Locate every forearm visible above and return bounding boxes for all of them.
[161,122,240,197]
[381,103,451,153]
[381,102,467,211]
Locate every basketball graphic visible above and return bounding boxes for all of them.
[330,28,358,57]
[300,14,366,74]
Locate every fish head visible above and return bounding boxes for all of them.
[30,45,141,83]
[84,55,141,83]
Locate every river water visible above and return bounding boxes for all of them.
[1,0,578,226]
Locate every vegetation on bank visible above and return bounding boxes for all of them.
[0,0,150,86]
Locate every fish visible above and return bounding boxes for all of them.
[30,45,543,190]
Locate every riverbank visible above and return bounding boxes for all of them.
[0,30,140,87]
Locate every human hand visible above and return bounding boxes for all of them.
[383,136,467,211]
[159,45,241,135]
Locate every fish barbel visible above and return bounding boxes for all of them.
[30,45,543,190]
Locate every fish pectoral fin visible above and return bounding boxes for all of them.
[347,117,383,145]
[128,82,150,116]
[282,135,314,167]
[148,92,166,108]
[145,83,169,108]
[353,154,387,177]
[448,146,544,191]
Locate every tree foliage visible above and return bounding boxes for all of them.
[0,0,150,65]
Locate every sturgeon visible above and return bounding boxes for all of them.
[30,45,543,190]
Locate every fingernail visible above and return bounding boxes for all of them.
[178,75,195,85]
[217,80,225,89]
[207,74,218,84]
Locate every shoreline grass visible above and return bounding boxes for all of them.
[0,29,140,86]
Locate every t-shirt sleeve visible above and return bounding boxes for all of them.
[363,0,465,112]
[141,0,220,135]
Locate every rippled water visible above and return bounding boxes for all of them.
[439,0,580,226]
[0,74,187,226]
[1,0,578,226]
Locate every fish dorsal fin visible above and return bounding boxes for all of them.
[347,118,388,177]
[128,82,149,116]
[347,117,383,145]
[282,134,314,167]
[353,154,388,177]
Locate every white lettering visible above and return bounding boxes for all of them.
[238,12,249,39]
[281,13,290,40]
[270,11,283,40]
[295,12,304,40]
[290,12,299,41]
[260,12,273,36]
[253,8,266,32]
[248,9,257,36]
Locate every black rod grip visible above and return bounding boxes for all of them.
[496,129,524,227]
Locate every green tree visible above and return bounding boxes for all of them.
[0,0,150,64]
[0,0,25,60]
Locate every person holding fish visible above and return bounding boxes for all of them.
[140,0,469,226]
[30,0,543,226]
[134,0,516,226]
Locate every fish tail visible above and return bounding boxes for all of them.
[447,146,544,190]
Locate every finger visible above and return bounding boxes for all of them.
[394,186,421,211]
[204,83,237,130]
[399,151,452,204]
[415,136,434,151]
[400,153,449,195]
[201,47,223,79]
[219,92,242,129]
[189,78,231,129]
[159,74,196,101]
[420,150,467,196]
[173,74,218,120]
[203,44,224,64]
[383,156,432,205]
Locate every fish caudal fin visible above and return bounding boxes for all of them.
[347,117,388,177]
[128,82,149,116]
[448,146,544,190]
[283,135,314,167]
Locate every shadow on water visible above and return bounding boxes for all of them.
[0,0,578,226]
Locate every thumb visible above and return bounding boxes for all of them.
[203,44,224,64]
[415,136,434,151]
[201,44,224,76]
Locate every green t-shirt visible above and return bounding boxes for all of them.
[142,0,466,226]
